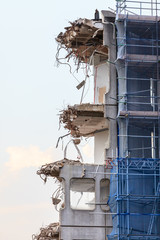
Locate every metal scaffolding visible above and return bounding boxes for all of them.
[108,0,160,239]
[116,0,160,16]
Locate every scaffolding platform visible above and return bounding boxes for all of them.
[108,0,160,239]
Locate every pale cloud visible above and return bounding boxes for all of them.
[0,168,19,191]
[5,145,62,172]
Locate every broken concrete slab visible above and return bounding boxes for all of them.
[60,104,109,137]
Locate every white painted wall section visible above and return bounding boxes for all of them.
[94,62,110,104]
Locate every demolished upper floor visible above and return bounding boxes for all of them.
[56,11,116,65]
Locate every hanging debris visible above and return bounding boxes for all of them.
[56,18,108,65]
[37,159,82,183]
[52,197,61,205]
[32,222,59,240]
[51,182,65,212]
[59,105,81,137]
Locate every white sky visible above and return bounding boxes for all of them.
[0,0,116,239]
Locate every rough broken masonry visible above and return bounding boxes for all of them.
[33,1,160,239]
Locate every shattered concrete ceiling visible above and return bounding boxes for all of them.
[60,103,109,138]
[37,159,82,182]
[56,18,108,62]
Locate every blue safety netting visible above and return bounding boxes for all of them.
[108,158,160,240]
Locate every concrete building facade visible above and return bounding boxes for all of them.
[34,1,160,240]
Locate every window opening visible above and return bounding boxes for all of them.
[70,178,95,210]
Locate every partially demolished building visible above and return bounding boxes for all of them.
[34,1,160,239]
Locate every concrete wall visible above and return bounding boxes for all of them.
[93,11,117,161]
[102,11,117,159]
[59,164,112,240]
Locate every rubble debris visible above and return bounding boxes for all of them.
[60,103,108,138]
[32,222,59,240]
[37,159,82,182]
[73,138,81,145]
[52,197,61,205]
[60,106,81,137]
[56,18,108,64]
